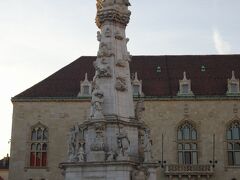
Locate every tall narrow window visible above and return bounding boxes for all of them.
[30,123,48,167]
[177,122,198,164]
[227,121,240,166]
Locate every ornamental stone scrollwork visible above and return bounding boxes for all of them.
[135,99,145,122]
[68,125,85,162]
[97,42,114,57]
[115,76,127,91]
[96,7,131,28]
[143,128,153,163]
[90,123,106,151]
[117,128,130,160]
[90,85,104,119]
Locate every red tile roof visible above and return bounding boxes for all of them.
[13,55,240,99]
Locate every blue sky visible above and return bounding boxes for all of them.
[0,0,239,158]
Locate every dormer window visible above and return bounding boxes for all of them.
[177,72,194,96]
[133,85,140,95]
[227,71,240,96]
[131,72,143,96]
[78,73,92,97]
[83,85,90,95]
[201,65,206,72]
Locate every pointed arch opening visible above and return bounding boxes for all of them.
[29,122,48,167]
[177,121,198,165]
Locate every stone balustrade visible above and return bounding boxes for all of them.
[165,164,214,178]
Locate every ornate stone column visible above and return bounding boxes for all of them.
[93,0,134,120]
[59,1,159,179]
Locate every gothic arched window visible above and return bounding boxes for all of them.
[227,121,240,166]
[177,121,198,165]
[30,123,48,167]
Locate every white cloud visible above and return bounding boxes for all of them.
[213,29,231,54]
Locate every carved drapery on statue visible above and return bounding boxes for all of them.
[143,128,153,162]
[68,125,85,162]
[117,127,130,160]
[90,86,104,119]
[135,99,145,121]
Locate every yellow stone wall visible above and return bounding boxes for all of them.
[9,98,240,180]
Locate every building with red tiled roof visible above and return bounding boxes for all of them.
[9,55,240,180]
[13,55,240,99]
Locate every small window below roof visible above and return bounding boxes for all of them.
[201,65,206,72]
[177,72,194,97]
[227,71,240,96]
[156,66,161,73]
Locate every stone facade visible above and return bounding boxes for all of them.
[9,97,240,180]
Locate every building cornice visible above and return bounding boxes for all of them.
[11,96,240,103]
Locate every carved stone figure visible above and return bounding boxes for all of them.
[106,149,116,161]
[97,31,102,41]
[105,27,112,37]
[94,59,112,78]
[135,99,145,121]
[97,42,114,57]
[90,86,104,119]
[115,77,127,91]
[117,129,130,159]
[68,126,78,162]
[78,142,85,162]
[143,128,153,162]
[123,51,131,62]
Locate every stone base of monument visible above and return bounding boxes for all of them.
[59,161,159,180]
[60,161,137,180]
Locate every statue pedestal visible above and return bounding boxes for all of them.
[60,161,159,180]
[60,161,137,180]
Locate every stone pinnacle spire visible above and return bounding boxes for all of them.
[91,0,134,120]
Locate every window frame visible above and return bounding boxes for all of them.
[227,120,240,167]
[27,122,49,169]
[177,121,198,165]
